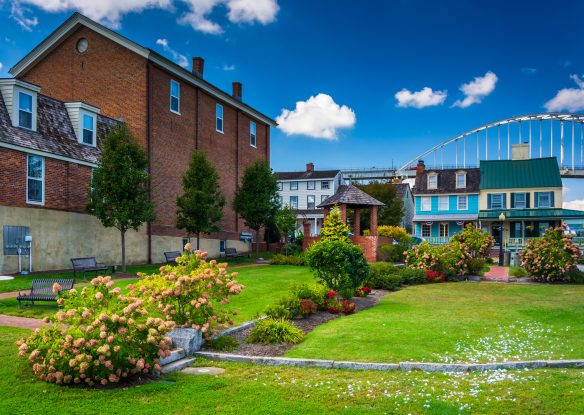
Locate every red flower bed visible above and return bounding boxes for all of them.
[425,270,446,283]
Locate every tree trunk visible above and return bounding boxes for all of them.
[196,232,200,250]
[121,229,126,273]
[256,228,260,257]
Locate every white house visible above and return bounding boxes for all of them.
[275,163,342,236]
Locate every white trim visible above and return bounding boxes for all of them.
[26,154,45,205]
[80,110,97,147]
[216,103,224,133]
[438,196,449,211]
[427,172,438,190]
[457,195,468,211]
[16,90,35,130]
[0,141,97,167]
[170,79,180,115]
[420,196,431,211]
[455,172,467,189]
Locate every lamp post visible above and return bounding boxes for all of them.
[498,212,506,266]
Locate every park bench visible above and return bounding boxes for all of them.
[225,247,245,259]
[164,251,182,264]
[17,278,74,307]
[70,257,110,278]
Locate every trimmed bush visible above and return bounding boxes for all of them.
[205,335,240,351]
[248,318,304,344]
[378,243,408,263]
[264,303,291,319]
[565,267,584,284]
[398,268,426,285]
[269,254,305,266]
[364,263,403,290]
[290,282,328,309]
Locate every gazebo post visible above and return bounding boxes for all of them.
[353,208,361,236]
[339,204,347,222]
[370,206,378,236]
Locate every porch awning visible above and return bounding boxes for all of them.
[479,208,584,220]
[413,213,478,222]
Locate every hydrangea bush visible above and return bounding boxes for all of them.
[16,276,174,386]
[129,247,244,336]
[521,227,581,282]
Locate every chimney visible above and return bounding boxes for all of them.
[192,57,204,78]
[306,162,314,172]
[232,82,242,100]
[416,160,425,175]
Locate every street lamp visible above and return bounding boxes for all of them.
[498,213,506,266]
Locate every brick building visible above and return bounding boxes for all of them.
[1,13,276,272]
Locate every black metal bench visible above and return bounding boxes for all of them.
[17,278,74,307]
[225,247,245,259]
[70,257,110,278]
[164,251,182,264]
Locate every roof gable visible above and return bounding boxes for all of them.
[318,185,385,208]
[480,157,562,189]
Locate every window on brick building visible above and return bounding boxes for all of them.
[307,195,315,209]
[170,80,180,113]
[216,104,224,133]
[27,155,44,204]
[82,113,95,146]
[18,92,33,129]
[250,121,256,147]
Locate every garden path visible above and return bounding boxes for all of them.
[0,314,43,329]
[482,266,510,281]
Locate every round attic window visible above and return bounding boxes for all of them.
[76,38,88,53]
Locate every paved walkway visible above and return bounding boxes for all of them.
[483,266,510,281]
[0,314,44,330]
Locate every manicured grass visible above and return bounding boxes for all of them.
[287,282,584,363]
[0,327,582,414]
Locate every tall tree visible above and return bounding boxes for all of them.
[176,150,226,250]
[355,181,404,231]
[87,123,155,272]
[233,160,279,256]
[275,205,298,255]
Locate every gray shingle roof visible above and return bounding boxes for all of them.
[318,185,385,208]
[0,92,118,165]
[414,168,480,195]
[275,170,340,181]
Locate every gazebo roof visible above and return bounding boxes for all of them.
[318,185,386,208]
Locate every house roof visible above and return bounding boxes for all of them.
[9,13,276,127]
[394,183,412,201]
[480,157,562,189]
[275,170,340,181]
[413,168,480,195]
[478,208,584,220]
[318,185,385,208]
[0,92,118,166]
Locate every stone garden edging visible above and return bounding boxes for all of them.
[195,351,584,372]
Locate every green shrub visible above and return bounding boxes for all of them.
[467,258,486,275]
[281,243,302,256]
[264,303,291,319]
[509,266,529,277]
[398,268,426,285]
[206,335,240,351]
[306,239,370,298]
[319,206,350,242]
[269,254,305,266]
[248,318,304,344]
[277,295,301,317]
[378,243,408,262]
[290,282,328,308]
[564,267,584,284]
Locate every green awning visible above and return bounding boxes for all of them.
[479,208,584,220]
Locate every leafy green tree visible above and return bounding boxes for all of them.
[233,160,279,256]
[87,124,155,272]
[275,205,298,255]
[355,181,404,230]
[320,206,350,242]
[176,150,226,250]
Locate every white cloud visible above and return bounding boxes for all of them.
[564,199,584,211]
[276,93,356,140]
[452,71,498,108]
[10,1,39,31]
[544,74,584,112]
[222,64,236,71]
[156,38,189,67]
[178,0,224,34]
[395,87,447,109]
[0,62,3,72]
[226,0,279,24]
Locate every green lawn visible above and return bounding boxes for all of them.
[287,282,584,363]
[0,327,582,415]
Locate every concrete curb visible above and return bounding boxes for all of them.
[214,318,264,338]
[195,352,584,372]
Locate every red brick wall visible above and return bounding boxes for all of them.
[0,147,91,212]
[302,234,393,262]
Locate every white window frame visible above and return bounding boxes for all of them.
[427,173,438,190]
[289,196,298,209]
[80,111,96,146]
[307,181,315,190]
[26,155,44,205]
[457,195,468,210]
[321,194,329,203]
[538,192,551,208]
[170,80,180,114]
[421,224,431,238]
[250,121,257,148]
[514,192,526,209]
[18,91,34,130]
[491,193,504,209]
[290,181,298,191]
[277,182,283,191]
[307,195,315,209]
[216,103,224,133]
[455,172,466,189]
[321,181,330,190]
[438,196,449,211]
[439,222,449,238]
[421,197,431,211]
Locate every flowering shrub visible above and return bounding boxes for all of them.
[130,248,244,337]
[16,276,174,386]
[355,287,372,297]
[425,270,446,283]
[325,290,337,299]
[340,300,356,314]
[299,299,317,318]
[521,227,581,282]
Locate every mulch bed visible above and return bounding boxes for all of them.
[203,289,388,357]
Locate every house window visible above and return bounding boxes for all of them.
[489,193,505,209]
[289,196,298,209]
[290,181,298,191]
[428,174,438,190]
[220,240,226,253]
[537,192,552,208]
[82,113,95,145]
[170,80,180,113]
[439,223,449,238]
[216,104,224,133]
[457,195,468,210]
[456,173,466,189]
[321,194,329,203]
[250,121,257,147]
[421,224,431,238]
[18,91,33,129]
[27,155,44,204]
[307,181,315,190]
[277,182,283,191]
[513,192,526,209]
[321,181,330,190]
[307,195,315,209]
[421,197,431,211]
[438,196,449,211]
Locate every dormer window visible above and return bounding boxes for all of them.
[427,173,438,190]
[65,102,100,147]
[82,113,95,145]
[455,172,466,189]
[0,79,41,131]
[18,92,33,129]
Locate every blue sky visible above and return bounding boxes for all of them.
[2,0,584,203]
